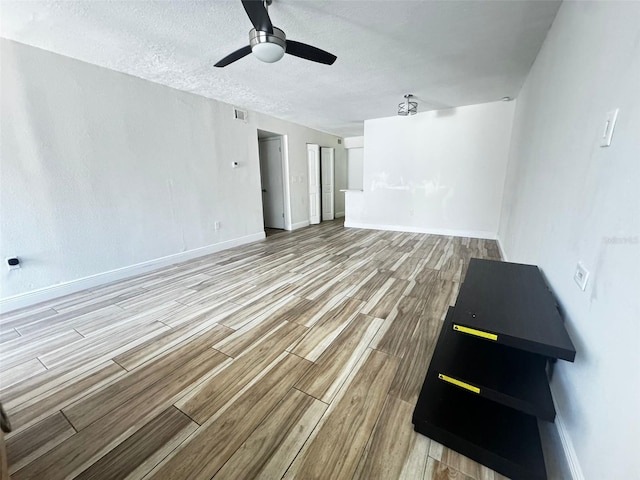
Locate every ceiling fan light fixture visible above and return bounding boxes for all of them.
[252,42,285,63]
[250,27,286,63]
[398,94,418,116]
[215,1,337,68]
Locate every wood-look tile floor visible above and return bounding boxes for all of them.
[0,220,510,480]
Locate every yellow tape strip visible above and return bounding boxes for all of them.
[453,324,498,341]
[438,374,480,394]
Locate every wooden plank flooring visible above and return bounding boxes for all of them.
[0,220,510,479]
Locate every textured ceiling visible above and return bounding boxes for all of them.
[0,0,561,137]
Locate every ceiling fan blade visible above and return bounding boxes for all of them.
[214,45,252,67]
[241,0,273,34]
[286,40,336,65]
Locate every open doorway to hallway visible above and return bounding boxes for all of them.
[258,130,286,235]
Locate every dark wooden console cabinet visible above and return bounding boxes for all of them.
[412,258,576,480]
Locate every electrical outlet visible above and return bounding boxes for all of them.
[6,257,20,271]
[574,262,589,291]
[214,221,221,230]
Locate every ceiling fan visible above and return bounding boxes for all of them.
[215,0,337,67]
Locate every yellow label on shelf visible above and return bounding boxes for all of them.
[438,374,481,394]
[453,324,498,341]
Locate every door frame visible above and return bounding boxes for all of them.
[257,130,292,230]
[307,144,321,225]
[259,136,285,229]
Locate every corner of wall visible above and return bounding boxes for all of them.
[496,236,509,261]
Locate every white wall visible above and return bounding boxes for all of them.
[344,135,364,192]
[0,39,343,309]
[498,3,640,478]
[347,148,364,191]
[343,136,364,149]
[346,101,515,238]
[334,148,347,218]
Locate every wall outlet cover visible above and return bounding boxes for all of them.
[600,108,619,147]
[574,262,589,291]
[6,257,21,271]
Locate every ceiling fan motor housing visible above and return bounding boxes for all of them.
[249,27,286,63]
[214,0,336,67]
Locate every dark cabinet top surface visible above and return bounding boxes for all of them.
[452,258,576,361]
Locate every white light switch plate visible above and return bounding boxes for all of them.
[600,109,619,147]
[574,262,589,291]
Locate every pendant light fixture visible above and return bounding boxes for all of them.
[398,94,418,116]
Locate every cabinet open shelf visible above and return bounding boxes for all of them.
[413,370,547,480]
[430,307,555,421]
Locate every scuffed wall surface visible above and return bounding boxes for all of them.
[351,101,514,237]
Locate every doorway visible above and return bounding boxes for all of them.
[258,131,286,231]
[307,144,335,225]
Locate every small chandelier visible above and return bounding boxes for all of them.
[398,94,418,116]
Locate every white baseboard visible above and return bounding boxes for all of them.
[335,211,345,218]
[0,232,266,314]
[290,220,310,231]
[343,221,496,240]
[551,392,585,480]
[496,236,509,261]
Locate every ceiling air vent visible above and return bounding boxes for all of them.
[233,107,248,123]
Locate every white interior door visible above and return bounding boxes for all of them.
[307,144,321,225]
[259,137,285,229]
[321,147,335,221]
